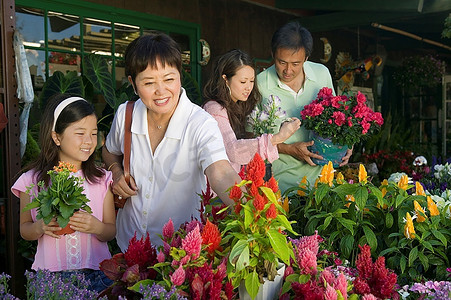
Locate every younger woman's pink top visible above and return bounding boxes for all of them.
[11,169,113,271]
[204,101,278,172]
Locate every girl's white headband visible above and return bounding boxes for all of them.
[52,97,87,131]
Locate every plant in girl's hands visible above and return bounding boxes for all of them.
[300,87,383,147]
[23,161,91,229]
[248,94,287,135]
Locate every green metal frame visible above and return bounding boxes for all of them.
[16,0,201,84]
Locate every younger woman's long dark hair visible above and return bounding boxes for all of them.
[203,49,261,138]
[25,94,104,186]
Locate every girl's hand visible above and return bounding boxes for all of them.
[68,211,101,235]
[40,218,62,239]
[271,118,301,145]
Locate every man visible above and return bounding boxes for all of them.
[257,21,352,193]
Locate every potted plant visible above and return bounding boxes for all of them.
[221,153,296,300]
[300,87,383,167]
[23,161,92,234]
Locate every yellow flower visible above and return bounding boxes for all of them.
[398,175,409,190]
[278,196,290,213]
[415,182,426,196]
[358,164,367,184]
[336,172,345,184]
[345,194,355,208]
[319,161,334,186]
[427,196,440,216]
[380,179,388,198]
[404,212,416,239]
[297,176,308,196]
[413,200,427,222]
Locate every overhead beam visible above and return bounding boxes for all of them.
[276,0,426,12]
[296,11,419,32]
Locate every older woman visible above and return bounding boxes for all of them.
[102,33,240,251]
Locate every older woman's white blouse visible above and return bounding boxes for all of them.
[105,88,228,251]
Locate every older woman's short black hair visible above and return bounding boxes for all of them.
[271,21,313,58]
[125,32,182,85]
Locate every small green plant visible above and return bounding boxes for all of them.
[23,161,91,228]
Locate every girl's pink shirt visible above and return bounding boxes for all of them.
[204,101,279,172]
[11,169,113,271]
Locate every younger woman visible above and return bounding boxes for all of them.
[11,94,116,293]
[203,49,301,172]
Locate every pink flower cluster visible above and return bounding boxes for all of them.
[300,87,384,146]
[281,232,348,300]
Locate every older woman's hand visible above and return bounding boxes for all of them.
[110,164,138,199]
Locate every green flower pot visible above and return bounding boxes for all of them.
[308,131,348,168]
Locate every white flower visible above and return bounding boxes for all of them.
[434,164,445,172]
[274,107,286,118]
[269,94,282,106]
[413,156,427,166]
[258,111,269,121]
[388,172,412,184]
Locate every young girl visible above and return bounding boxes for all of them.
[11,94,116,293]
[203,49,301,173]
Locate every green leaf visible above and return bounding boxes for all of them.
[395,194,405,208]
[23,201,40,211]
[340,235,354,259]
[245,270,260,300]
[336,217,356,235]
[315,184,329,205]
[368,185,383,201]
[276,214,295,234]
[267,229,290,264]
[418,252,429,271]
[299,274,310,284]
[39,71,84,108]
[260,186,277,204]
[431,229,447,247]
[379,247,398,256]
[244,204,253,229]
[385,212,394,228]
[400,255,407,273]
[362,225,377,250]
[420,240,434,253]
[332,184,357,197]
[229,240,248,266]
[236,245,250,272]
[408,246,418,267]
[319,215,332,231]
[354,186,368,210]
[83,54,116,109]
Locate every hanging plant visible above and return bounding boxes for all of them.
[393,55,446,91]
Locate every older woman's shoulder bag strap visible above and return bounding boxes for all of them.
[114,100,135,209]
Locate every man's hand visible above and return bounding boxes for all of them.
[277,140,324,166]
[339,147,353,167]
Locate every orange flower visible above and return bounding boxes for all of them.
[398,175,409,190]
[345,195,355,208]
[404,212,416,239]
[201,220,222,255]
[265,203,278,219]
[53,161,77,173]
[427,196,440,216]
[358,164,367,184]
[266,176,279,193]
[319,161,334,186]
[229,184,242,202]
[246,153,265,187]
[380,179,388,198]
[413,200,427,222]
[297,176,308,196]
[253,194,266,211]
[336,172,345,185]
[278,196,289,213]
[415,182,426,196]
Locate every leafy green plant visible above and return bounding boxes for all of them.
[220,153,295,300]
[285,163,451,284]
[23,161,91,229]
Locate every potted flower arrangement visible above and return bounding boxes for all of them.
[300,87,383,167]
[23,161,92,234]
[222,153,296,300]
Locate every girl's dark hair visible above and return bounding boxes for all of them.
[203,49,261,138]
[125,32,182,86]
[271,21,313,58]
[25,94,103,186]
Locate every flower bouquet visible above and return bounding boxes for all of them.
[23,161,91,234]
[300,87,383,166]
[248,94,286,136]
[222,153,296,300]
